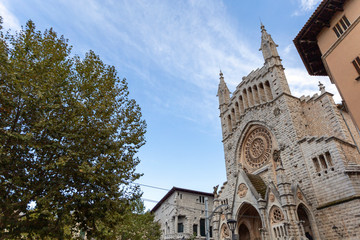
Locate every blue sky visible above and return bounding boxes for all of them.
[1,0,340,210]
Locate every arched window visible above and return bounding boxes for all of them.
[239,96,245,114]
[242,89,249,109]
[258,83,267,102]
[234,102,240,121]
[265,81,273,100]
[247,87,254,106]
[227,115,232,132]
[253,85,260,105]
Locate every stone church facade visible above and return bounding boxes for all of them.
[212,25,360,240]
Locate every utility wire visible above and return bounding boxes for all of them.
[142,198,262,219]
[136,183,262,219]
[132,182,170,191]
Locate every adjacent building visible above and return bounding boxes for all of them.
[294,0,360,133]
[152,187,214,240]
[212,24,360,239]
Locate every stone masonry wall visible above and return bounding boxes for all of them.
[315,199,360,239]
[154,190,214,240]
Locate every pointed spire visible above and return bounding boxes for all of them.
[217,70,230,109]
[259,24,280,62]
[219,70,224,83]
[260,21,265,31]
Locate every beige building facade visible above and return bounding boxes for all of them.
[294,0,360,135]
[212,25,360,240]
[152,187,214,240]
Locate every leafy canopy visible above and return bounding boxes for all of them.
[0,18,159,239]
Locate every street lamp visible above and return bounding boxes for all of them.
[227,218,237,240]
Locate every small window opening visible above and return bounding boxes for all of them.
[325,151,333,166]
[227,115,232,132]
[200,218,206,236]
[312,157,320,172]
[178,222,184,233]
[193,224,198,236]
[352,56,360,79]
[333,15,351,38]
[319,154,328,169]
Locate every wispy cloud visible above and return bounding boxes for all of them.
[0,1,20,30]
[293,0,321,16]
[53,0,263,132]
[285,67,341,103]
[2,0,340,134]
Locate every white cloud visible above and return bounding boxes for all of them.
[300,0,321,11]
[60,0,262,131]
[0,1,20,30]
[5,0,339,134]
[285,67,341,103]
[293,0,321,16]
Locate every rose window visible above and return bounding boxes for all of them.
[271,206,284,223]
[244,127,272,168]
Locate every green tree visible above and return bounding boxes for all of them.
[0,18,157,239]
[117,199,161,240]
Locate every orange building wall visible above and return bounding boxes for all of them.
[317,0,360,133]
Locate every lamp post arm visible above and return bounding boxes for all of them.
[208,204,229,220]
[205,203,230,240]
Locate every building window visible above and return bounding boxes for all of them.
[333,15,351,38]
[312,157,321,172]
[352,56,360,79]
[200,219,206,236]
[178,223,184,233]
[312,151,334,175]
[198,196,205,204]
[193,224,198,236]
[177,192,183,199]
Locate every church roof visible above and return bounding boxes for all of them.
[293,0,346,76]
[246,173,267,198]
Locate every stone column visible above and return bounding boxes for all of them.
[276,167,302,238]
[258,198,270,240]
[174,215,178,234]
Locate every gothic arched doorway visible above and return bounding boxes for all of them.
[238,224,250,240]
[297,204,314,240]
[237,203,262,240]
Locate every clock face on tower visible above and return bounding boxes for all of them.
[243,127,272,169]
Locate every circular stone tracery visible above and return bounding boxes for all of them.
[244,127,272,169]
[271,206,284,223]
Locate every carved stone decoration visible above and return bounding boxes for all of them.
[244,127,272,169]
[273,149,283,168]
[297,190,303,200]
[221,224,230,239]
[270,206,284,224]
[213,185,219,198]
[221,214,225,221]
[274,107,281,116]
[237,183,248,198]
[269,193,275,202]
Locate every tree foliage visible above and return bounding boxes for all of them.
[117,199,161,240]
[0,18,158,239]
